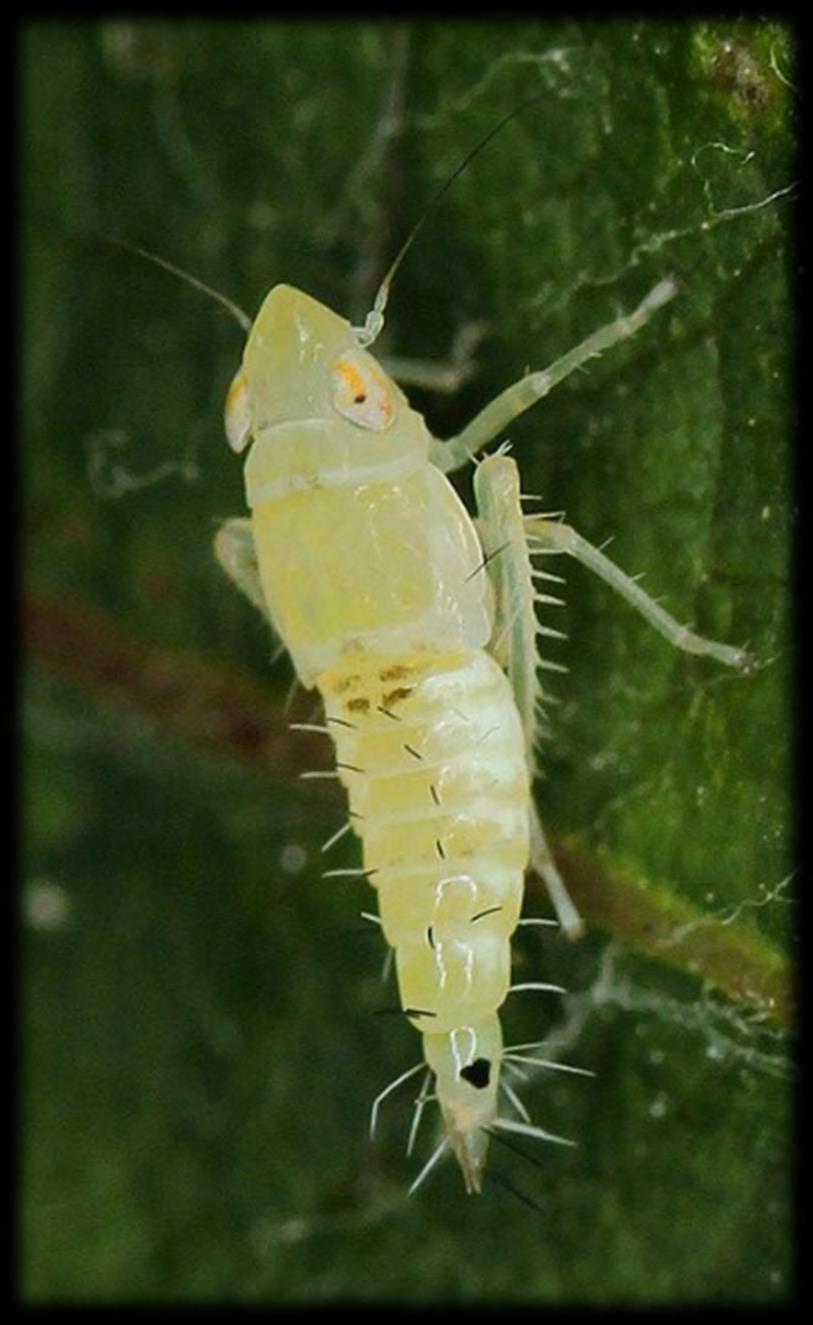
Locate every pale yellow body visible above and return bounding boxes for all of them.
[230,285,529,1189]
[222,277,750,1193]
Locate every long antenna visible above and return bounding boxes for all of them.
[353,91,547,348]
[103,236,252,332]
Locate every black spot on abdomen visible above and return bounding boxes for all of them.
[460,1058,491,1090]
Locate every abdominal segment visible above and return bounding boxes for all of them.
[317,650,530,1036]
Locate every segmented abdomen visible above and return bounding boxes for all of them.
[317,650,530,1035]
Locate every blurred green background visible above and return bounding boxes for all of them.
[22,19,794,1304]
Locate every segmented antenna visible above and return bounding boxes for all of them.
[103,92,547,347]
[353,91,547,348]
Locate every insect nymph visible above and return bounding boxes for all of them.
[214,260,752,1193]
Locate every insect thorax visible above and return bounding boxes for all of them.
[246,438,493,688]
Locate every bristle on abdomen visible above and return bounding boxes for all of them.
[317,650,530,1035]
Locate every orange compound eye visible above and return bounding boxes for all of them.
[224,366,252,452]
[332,351,395,431]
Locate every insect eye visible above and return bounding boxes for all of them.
[332,351,395,431]
[224,366,252,452]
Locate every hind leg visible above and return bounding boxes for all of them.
[474,451,584,940]
[524,517,755,673]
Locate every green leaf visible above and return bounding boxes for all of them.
[23,19,793,1304]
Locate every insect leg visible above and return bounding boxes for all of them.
[529,805,584,941]
[474,452,584,939]
[473,455,547,758]
[525,517,755,673]
[379,320,489,394]
[431,277,678,474]
[213,517,277,629]
[215,519,289,667]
